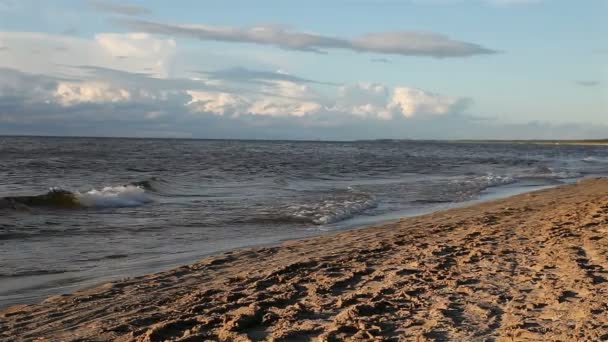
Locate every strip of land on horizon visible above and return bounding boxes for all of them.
[457,139,608,146]
[2,178,608,341]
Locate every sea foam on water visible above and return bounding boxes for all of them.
[76,185,152,208]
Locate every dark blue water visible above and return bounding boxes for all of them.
[1,137,607,306]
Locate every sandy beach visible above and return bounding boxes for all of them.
[2,178,608,341]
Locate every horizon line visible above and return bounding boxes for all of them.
[1,134,607,144]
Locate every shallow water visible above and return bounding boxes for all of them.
[1,137,607,306]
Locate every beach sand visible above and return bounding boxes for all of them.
[2,178,608,341]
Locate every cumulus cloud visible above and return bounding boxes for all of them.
[1,67,606,140]
[187,80,466,120]
[117,19,496,58]
[54,81,132,106]
[88,0,150,16]
[187,80,324,118]
[336,83,466,119]
[0,66,466,128]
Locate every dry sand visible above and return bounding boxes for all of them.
[2,178,608,341]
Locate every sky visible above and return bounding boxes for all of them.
[0,0,606,140]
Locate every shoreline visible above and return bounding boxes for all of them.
[3,135,607,146]
[2,178,608,340]
[0,179,562,308]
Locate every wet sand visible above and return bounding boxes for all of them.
[2,178,608,341]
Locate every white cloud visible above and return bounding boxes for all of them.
[2,68,606,140]
[118,19,496,58]
[0,64,465,122]
[54,81,132,105]
[95,33,176,77]
[187,91,248,116]
[337,83,464,119]
[0,31,468,122]
[0,24,471,138]
[389,87,462,117]
[187,80,464,119]
[187,81,324,117]
[0,31,176,77]
[337,83,392,119]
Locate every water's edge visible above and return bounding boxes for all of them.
[0,178,570,308]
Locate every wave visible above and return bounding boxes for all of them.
[287,191,377,225]
[440,173,516,203]
[0,185,153,210]
[242,190,377,226]
[129,177,164,192]
[473,174,516,187]
[454,174,516,191]
[583,156,608,164]
[312,198,378,225]
[75,185,152,208]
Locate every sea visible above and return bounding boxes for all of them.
[1,136,607,306]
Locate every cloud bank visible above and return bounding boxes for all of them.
[3,66,603,141]
[117,19,496,58]
[0,66,465,120]
[0,30,602,140]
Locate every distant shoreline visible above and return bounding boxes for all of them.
[1,134,607,145]
[454,139,608,146]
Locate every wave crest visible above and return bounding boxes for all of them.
[287,191,377,225]
[1,184,153,210]
[75,185,152,208]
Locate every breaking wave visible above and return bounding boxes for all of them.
[471,174,516,188]
[0,185,153,210]
[583,156,608,164]
[241,188,378,226]
[288,198,378,225]
[451,173,516,194]
[75,186,152,208]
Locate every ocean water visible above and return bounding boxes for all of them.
[1,137,607,306]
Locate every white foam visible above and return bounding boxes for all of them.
[583,156,608,163]
[476,174,516,187]
[456,174,515,188]
[76,185,152,208]
[313,198,378,225]
[289,194,378,225]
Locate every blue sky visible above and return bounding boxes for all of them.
[0,0,606,139]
